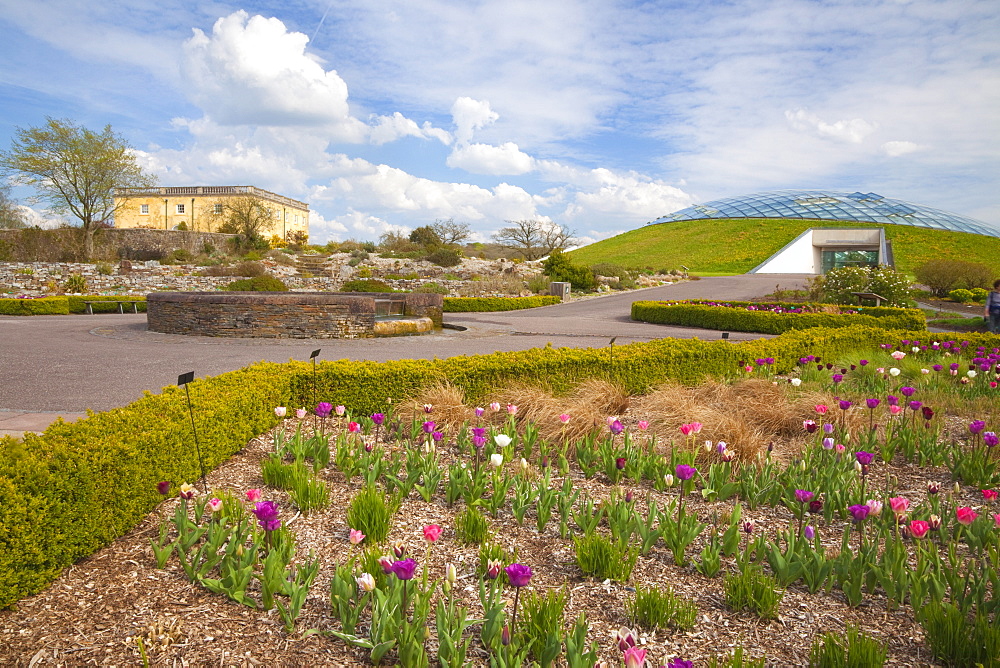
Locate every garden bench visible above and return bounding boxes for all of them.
[83,300,140,315]
[851,291,887,306]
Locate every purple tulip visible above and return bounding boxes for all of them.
[251,500,281,532]
[804,525,816,540]
[391,558,418,581]
[859,359,868,366]
[667,659,693,668]
[675,464,697,481]
[886,395,899,406]
[984,432,999,448]
[472,434,487,450]
[795,489,814,504]
[932,364,943,371]
[422,420,436,434]
[839,400,852,411]
[610,420,625,435]
[471,427,487,439]
[909,401,922,411]
[822,437,834,450]
[315,402,333,418]
[970,420,987,435]
[849,504,871,522]
[156,481,172,496]
[832,374,843,384]
[900,386,916,397]
[505,563,533,587]
[371,413,385,425]
[616,457,626,470]
[823,423,834,434]
[855,451,874,466]
[922,406,935,420]
[475,407,485,417]
[865,398,880,409]
[432,431,443,442]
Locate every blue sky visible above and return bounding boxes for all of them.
[1,0,998,245]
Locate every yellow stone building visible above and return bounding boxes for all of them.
[113,186,309,239]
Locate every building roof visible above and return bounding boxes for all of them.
[116,185,308,211]
[649,190,999,238]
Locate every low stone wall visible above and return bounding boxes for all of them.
[146,291,442,339]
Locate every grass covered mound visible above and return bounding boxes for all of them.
[566,218,1000,276]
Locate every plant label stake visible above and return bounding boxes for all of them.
[310,349,321,409]
[178,371,207,492]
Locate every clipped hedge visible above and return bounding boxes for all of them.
[4,325,998,609]
[0,297,70,316]
[67,295,148,314]
[443,296,561,312]
[631,300,925,334]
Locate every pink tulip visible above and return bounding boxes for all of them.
[348,421,361,433]
[349,529,365,545]
[295,408,307,419]
[994,513,1000,528]
[909,520,930,538]
[274,406,286,417]
[637,420,649,430]
[490,402,501,412]
[956,506,978,526]
[245,488,262,502]
[889,496,909,516]
[335,405,346,416]
[423,524,442,542]
[814,404,828,414]
[506,403,518,415]
[559,413,571,423]
[690,422,703,434]
[679,423,693,436]
[623,646,646,668]
[207,498,223,512]
[982,489,998,501]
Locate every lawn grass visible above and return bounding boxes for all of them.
[567,218,1000,275]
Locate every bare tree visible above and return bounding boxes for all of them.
[491,219,576,260]
[0,117,155,259]
[430,218,471,246]
[218,195,275,239]
[0,185,27,229]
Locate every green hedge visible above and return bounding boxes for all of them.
[0,297,70,316]
[631,300,925,334]
[443,296,561,312]
[67,295,147,314]
[3,325,998,609]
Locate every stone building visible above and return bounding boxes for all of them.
[113,185,309,240]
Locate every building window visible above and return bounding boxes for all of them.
[821,250,879,274]
[213,203,223,215]
[140,204,149,215]
[176,203,185,214]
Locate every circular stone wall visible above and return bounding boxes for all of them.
[146,291,442,338]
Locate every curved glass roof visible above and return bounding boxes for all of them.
[649,190,1000,238]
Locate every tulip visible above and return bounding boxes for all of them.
[900,386,916,397]
[446,563,457,585]
[956,507,977,526]
[839,400,852,410]
[922,406,935,420]
[928,514,941,530]
[178,483,197,500]
[664,474,675,487]
[507,403,518,415]
[637,420,649,430]
[982,489,998,501]
[245,488,262,502]
[349,529,365,545]
[623,647,646,668]
[891,351,906,360]
[490,453,504,468]
[909,520,930,539]
[809,498,824,514]
[391,558,418,580]
[315,402,333,417]
[505,563,532,587]
[815,404,828,414]
[371,413,385,425]
[348,421,361,433]
[378,555,394,574]
[501,624,511,646]
[392,540,406,558]
[889,367,901,376]
[804,525,815,540]
[494,434,512,448]
[803,420,818,433]
[675,464,697,481]
[156,481,172,496]
[679,423,694,436]
[928,481,941,495]
[855,451,874,466]
[970,420,986,435]
[475,406,485,417]
[559,413,571,424]
[822,437,834,449]
[742,519,755,534]
[251,500,281,532]
[994,514,1000,529]
[335,405,346,416]
[207,497,222,513]
[616,457,626,470]
[865,398,880,409]
[889,405,903,415]
[274,406,286,417]
[295,408,307,419]
[610,420,625,435]
[423,524,442,542]
[356,572,376,592]
[666,659,693,668]
[823,423,834,434]
[984,432,999,447]
[889,496,909,516]
[795,489,814,504]
[489,402,501,412]
[486,559,502,580]
[615,626,638,651]
[849,504,870,522]
[422,420,436,434]
[790,378,802,387]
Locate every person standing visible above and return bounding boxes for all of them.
[986,279,1000,334]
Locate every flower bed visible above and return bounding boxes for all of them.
[631,299,925,334]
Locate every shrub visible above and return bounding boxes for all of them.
[455,506,491,543]
[63,274,87,294]
[340,279,394,293]
[915,259,994,296]
[0,296,69,315]
[630,300,925,334]
[224,275,288,291]
[574,533,639,581]
[95,262,113,276]
[412,282,450,295]
[425,247,462,267]
[723,567,783,619]
[971,287,989,303]
[345,486,396,544]
[627,583,697,631]
[948,288,974,303]
[543,250,597,291]
[815,266,911,307]
[864,265,913,306]
[232,260,266,277]
[443,296,560,312]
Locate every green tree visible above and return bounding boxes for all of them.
[492,219,576,260]
[0,184,27,229]
[543,249,597,290]
[0,117,155,259]
[408,225,442,248]
[218,195,275,251]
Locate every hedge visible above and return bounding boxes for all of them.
[631,300,925,334]
[0,296,147,315]
[0,297,70,316]
[67,295,148,314]
[4,325,999,609]
[443,296,561,312]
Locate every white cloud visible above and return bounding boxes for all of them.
[785,109,878,144]
[881,140,924,157]
[181,11,366,137]
[17,205,65,229]
[447,142,535,175]
[451,97,499,145]
[369,113,452,145]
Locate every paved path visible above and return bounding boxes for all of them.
[0,274,809,437]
